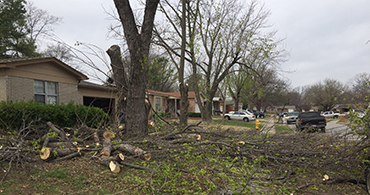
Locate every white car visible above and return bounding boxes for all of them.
[224,111,255,122]
[283,112,299,124]
[321,111,334,118]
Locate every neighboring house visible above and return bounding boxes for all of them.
[0,57,118,115]
[224,98,243,113]
[212,97,222,115]
[148,91,204,117]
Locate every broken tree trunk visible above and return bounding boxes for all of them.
[116,144,151,161]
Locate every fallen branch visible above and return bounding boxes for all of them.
[46,122,67,141]
[116,144,151,161]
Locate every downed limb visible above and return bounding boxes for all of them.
[46,121,67,141]
[161,121,202,140]
[116,144,151,161]
[168,134,201,144]
[40,147,98,161]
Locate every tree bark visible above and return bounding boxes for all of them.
[46,121,67,141]
[116,144,151,161]
[100,139,112,157]
[112,0,160,138]
[106,45,127,120]
[40,147,83,161]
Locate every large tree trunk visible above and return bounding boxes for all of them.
[112,0,159,138]
[202,100,213,123]
[179,83,189,126]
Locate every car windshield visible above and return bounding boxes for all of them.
[287,112,299,116]
[238,110,252,115]
[300,112,320,118]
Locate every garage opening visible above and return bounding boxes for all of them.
[83,96,115,116]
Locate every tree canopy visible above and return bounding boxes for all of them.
[0,0,39,58]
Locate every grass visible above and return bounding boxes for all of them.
[275,124,295,134]
[212,119,258,129]
[0,117,367,195]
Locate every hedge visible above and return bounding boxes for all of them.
[0,101,109,130]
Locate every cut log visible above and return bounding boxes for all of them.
[103,131,113,140]
[99,154,125,173]
[109,161,120,173]
[40,147,97,161]
[116,144,151,161]
[40,147,52,161]
[46,121,67,141]
[100,139,112,156]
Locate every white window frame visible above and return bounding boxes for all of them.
[34,80,58,104]
[155,97,161,111]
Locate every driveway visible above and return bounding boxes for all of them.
[325,121,360,140]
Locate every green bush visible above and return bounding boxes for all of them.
[0,101,109,130]
[188,112,201,118]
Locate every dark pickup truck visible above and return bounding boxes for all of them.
[296,111,327,132]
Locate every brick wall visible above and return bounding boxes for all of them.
[59,83,81,104]
[0,76,6,102]
[1,76,80,104]
[7,76,34,102]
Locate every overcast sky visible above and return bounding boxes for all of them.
[30,0,370,88]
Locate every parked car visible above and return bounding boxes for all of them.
[252,110,265,118]
[225,111,255,122]
[283,112,299,124]
[296,111,326,132]
[277,111,287,118]
[333,111,346,119]
[354,109,366,119]
[321,111,334,118]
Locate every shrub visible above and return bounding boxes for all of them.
[188,112,201,118]
[0,101,109,130]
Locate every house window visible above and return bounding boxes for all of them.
[155,97,161,111]
[34,80,58,104]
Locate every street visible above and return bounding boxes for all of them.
[287,121,360,141]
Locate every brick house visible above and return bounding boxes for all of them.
[0,57,117,115]
[147,90,204,118]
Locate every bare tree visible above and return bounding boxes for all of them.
[155,0,277,123]
[25,1,62,44]
[107,0,160,138]
[42,44,73,63]
[348,73,370,107]
[304,79,348,111]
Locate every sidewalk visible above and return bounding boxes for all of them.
[260,115,276,134]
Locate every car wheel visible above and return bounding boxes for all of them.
[225,116,230,120]
[365,168,370,194]
[243,118,249,122]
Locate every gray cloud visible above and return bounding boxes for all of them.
[30,0,370,87]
